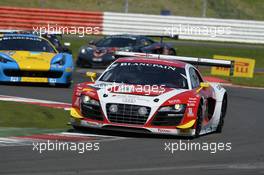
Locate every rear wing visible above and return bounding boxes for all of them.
[147,35,179,40]
[115,51,234,75]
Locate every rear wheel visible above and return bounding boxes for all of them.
[216,94,227,133]
[195,103,203,137]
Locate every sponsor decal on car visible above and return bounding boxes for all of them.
[120,62,177,71]
[157,128,172,133]
[187,108,194,117]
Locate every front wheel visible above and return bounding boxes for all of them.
[216,94,227,133]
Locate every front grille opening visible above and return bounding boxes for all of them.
[81,103,104,121]
[4,70,63,78]
[151,112,184,126]
[106,103,151,125]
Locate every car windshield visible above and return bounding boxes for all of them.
[0,36,56,53]
[99,62,188,89]
[96,37,136,47]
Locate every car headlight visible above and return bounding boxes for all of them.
[81,95,100,106]
[159,104,186,113]
[81,49,86,54]
[52,56,65,66]
[0,56,11,63]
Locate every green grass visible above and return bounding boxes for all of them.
[0,0,264,20]
[0,101,70,129]
[224,75,264,87]
[200,68,264,87]
[174,41,264,86]
[175,42,264,69]
[0,127,66,137]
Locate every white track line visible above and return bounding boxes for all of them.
[0,94,71,110]
[60,132,124,138]
[60,132,129,142]
[222,83,264,90]
[0,95,70,105]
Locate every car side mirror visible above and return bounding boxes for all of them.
[200,82,210,88]
[86,72,97,82]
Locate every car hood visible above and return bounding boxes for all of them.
[91,82,187,97]
[1,50,56,70]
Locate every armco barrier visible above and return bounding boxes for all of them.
[0,6,264,44]
[0,6,103,34]
[103,12,264,44]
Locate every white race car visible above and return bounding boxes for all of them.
[70,52,233,137]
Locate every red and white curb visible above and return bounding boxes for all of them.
[0,132,126,147]
[204,76,264,90]
[0,95,71,110]
[221,83,264,90]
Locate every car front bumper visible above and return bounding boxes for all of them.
[0,63,73,85]
[70,115,196,136]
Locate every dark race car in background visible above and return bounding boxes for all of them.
[41,33,72,54]
[76,35,177,67]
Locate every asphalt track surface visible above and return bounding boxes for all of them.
[0,69,264,175]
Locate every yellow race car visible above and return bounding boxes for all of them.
[0,33,73,87]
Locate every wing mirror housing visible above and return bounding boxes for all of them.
[200,82,210,88]
[197,82,210,93]
[86,72,97,82]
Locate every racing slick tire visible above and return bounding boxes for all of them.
[194,102,203,138]
[216,94,227,133]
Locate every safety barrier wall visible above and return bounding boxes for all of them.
[0,6,103,34]
[103,12,264,44]
[1,6,264,44]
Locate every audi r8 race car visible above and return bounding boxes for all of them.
[70,52,233,137]
[0,33,74,86]
[76,35,176,67]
